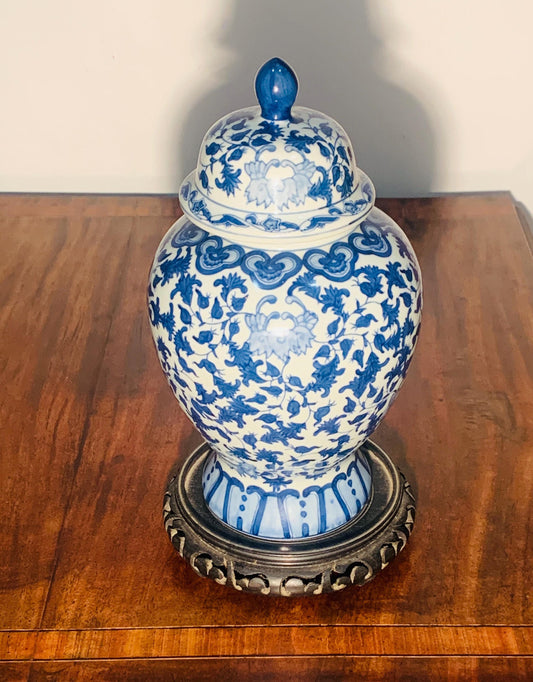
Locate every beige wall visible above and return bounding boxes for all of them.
[1,0,531,211]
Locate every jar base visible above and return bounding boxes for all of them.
[202,448,372,540]
[163,440,416,596]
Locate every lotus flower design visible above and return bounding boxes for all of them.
[244,149,316,211]
[245,295,318,361]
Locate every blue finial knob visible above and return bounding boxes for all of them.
[255,57,298,121]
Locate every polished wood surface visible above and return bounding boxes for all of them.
[0,193,532,679]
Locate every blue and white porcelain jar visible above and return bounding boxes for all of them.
[149,58,422,541]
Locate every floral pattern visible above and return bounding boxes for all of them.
[148,208,422,538]
[179,105,375,235]
[246,296,318,361]
[199,106,355,207]
[244,151,317,210]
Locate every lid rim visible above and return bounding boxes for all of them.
[180,168,375,236]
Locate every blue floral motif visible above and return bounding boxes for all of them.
[244,147,317,210]
[179,106,378,235]
[149,208,422,539]
[262,217,282,231]
[243,159,271,208]
[245,295,318,361]
[214,160,241,195]
[199,106,354,206]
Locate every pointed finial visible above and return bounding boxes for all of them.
[255,57,298,121]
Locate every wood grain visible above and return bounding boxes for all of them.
[24,659,533,682]
[0,626,532,661]
[0,193,532,675]
[0,193,178,217]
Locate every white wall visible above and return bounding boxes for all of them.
[1,0,531,211]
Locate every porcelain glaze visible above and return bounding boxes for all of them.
[148,58,422,540]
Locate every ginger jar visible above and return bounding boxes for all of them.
[148,58,422,555]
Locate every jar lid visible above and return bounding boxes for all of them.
[180,57,374,245]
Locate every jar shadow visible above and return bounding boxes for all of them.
[173,0,436,198]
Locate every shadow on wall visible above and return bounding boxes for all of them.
[174,0,436,198]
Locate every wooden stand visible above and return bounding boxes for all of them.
[164,440,416,596]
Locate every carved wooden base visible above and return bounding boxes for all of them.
[163,440,416,596]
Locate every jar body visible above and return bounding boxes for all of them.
[148,208,421,539]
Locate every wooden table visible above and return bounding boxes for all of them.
[1,193,532,680]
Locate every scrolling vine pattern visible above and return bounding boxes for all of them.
[198,106,355,208]
[180,106,375,234]
[148,210,422,501]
